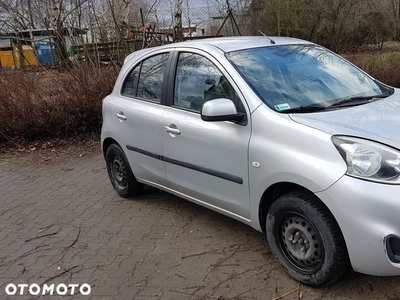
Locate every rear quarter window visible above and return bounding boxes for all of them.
[121,53,169,102]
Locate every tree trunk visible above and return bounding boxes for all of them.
[17,38,25,68]
[121,0,131,58]
[174,0,183,42]
[50,0,70,69]
[27,0,36,29]
[398,0,400,40]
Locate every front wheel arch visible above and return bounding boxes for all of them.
[259,182,310,233]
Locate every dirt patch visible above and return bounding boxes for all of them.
[0,133,102,164]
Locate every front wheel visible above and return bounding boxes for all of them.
[266,191,350,286]
[106,143,144,198]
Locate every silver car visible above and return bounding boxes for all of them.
[101,36,400,286]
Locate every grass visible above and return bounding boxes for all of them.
[343,41,400,88]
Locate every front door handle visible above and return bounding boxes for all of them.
[164,125,181,135]
[116,112,127,121]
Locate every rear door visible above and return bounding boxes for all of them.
[112,51,170,185]
[161,50,252,219]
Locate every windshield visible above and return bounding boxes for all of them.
[226,45,388,112]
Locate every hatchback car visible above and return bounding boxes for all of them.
[101,36,400,286]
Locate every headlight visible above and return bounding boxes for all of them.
[332,136,400,184]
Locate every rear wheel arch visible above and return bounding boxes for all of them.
[102,137,118,158]
[105,142,144,198]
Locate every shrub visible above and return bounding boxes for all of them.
[0,64,118,143]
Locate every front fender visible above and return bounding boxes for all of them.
[248,107,347,230]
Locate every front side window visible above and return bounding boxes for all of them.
[226,45,391,113]
[121,53,169,102]
[174,52,236,112]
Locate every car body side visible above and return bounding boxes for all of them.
[101,38,400,277]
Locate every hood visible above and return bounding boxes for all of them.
[290,89,400,148]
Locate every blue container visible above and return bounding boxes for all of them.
[35,43,56,64]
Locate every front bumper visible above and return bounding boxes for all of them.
[317,176,400,276]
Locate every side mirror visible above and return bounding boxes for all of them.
[201,98,244,122]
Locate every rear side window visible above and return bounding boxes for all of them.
[121,53,169,102]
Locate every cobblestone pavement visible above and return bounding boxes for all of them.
[0,146,399,300]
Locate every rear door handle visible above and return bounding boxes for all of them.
[116,112,127,121]
[164,125,181,135]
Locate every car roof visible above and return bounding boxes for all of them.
[171,36,313,53]
[124,36,314,64]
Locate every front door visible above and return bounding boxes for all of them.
[162,51,251,219]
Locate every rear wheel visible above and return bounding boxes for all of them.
[266,191,350,286]
[106,143,144,198]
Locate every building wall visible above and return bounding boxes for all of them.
[0,38,11,47]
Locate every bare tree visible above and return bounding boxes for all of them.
[0,0,33,30]
[249,0,396,51]
[46,0,92,68]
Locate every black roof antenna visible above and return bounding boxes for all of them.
[255,28,275,44]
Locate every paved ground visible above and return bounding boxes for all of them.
[0,144,399,300]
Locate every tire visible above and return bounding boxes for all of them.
[266,191,350,286]
[105,143,144,198]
